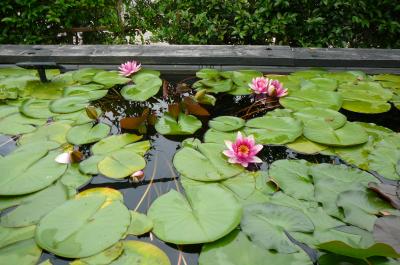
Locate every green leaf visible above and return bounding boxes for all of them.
[241,203,314,253]
[302,77,337,91]
[60,164,92,196]
[0,182,69,227]
[0,112,46,135]
[66,122,110,145]
[280,89,342,111]
[0,225,36,248]
[148,184,242,244]
[91,134,143,155]
[0,239,41,265]
[318,241,400,259]
[50,96,90,114]
[35,193,130,258]
[294,107,346,129]
[269,160,314,201]
[286,136,327,154]
[18,120,72,146]
[92,71,130,88]
[245,116,303,144]
[173,143,244,181]
[196,68,220,79]
[339,90,391,114]
[304,121,368,146]
[20,98,55,119]
[98,150,146,179]
[0,142,67,195]
[155,113,202,135]
[71,242,124,265]
[126,211,153,236]
[208,116,245,132]
[54,107,102,125]
[369,137,400,180]
[72,68,105,84]
[121,72,162,101]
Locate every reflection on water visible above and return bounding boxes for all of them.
[0,74,399,265]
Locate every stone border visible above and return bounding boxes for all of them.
[0,45,399,74]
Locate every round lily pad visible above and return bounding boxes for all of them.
[294,107,347,129]
[121,72,162,101]
[339,89,391,114]
[245,116,302,144]
[50,96,90,114]
[148,184,242,244]
[66,122,110,145]
[279,89,342,111]
[155,113,202,135]
[98,150,146,179]
[304,121,368,147]
[35,194,130,258]
[208,116,245,132]
[0,238,41,265]
[20,99,55,119]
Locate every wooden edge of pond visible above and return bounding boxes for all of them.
[0,45,399,74]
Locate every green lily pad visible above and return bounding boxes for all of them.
[369,137,400,180]
[72,68,105,84]
[310,163,377,216]
[20,98,55,119]
[200,79,234,93]
[0,225,36,248]
[71,242,124,265]
[0,238,41,265]
[280,89,342,111]
[245,116,303,144]
[0,182,69,227]
[148,184,242,244]
[241,203,314,253]
[66,122,110,145]
[91,134,143,155]
[322,72,359,83]
[294,107,347,129]
[121,72,162,101]
[126,211,153,236]
[302,78,337,91]
[0,112,46,135]
[336,190,394,231]
[203,128,237,144]
[286,136,328,154]
[196,68,220,79]
[155,113,202,135]
[25,80,68,99]
[50,96,90,113]
[108,240,171,265]
[18,120,72,146]
[339,89,391,114]
[304,121,368,146]
[173,143,244,181]
[208,116,245,132]
[92,71,131,88]
[64,89,108,101]
[35,193,130,258]
[0,142,67,195]
[98,150,146,179]
[54,107,102,125]
[268,160,314,201]
[60,164,92,196]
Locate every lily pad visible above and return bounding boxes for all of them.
[208,116,245,132]
[0,225,36,248]
[241,203,314,253]
[121,72,162,101]
[0,142,67,195]
[155,113,202,135]
[60,164,92,196]
[91,134,143,155]
[148,184,242,244]
[18,120,72,146]
[35,193,130,258]
[66,122,110,145]
[98,150,146,179]
[0,112,46,135]
[286,136,328,154]
[245,116,303,144]
[50,96,90,114]
[280,89,342,111]
[71,242,124,265]
[294,107,346,129]
[54,107,102,125]
[369,137,400,180]
[126,211,153,236]
[92,71,131,88]
[20,98,55,119]
[339,89,391,114]
[304,121,368,146]
[0,238,41,265]
[173,143,244,181]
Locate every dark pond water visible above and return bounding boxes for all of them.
[1,73,399,265]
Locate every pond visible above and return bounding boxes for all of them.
[0,66,399,265]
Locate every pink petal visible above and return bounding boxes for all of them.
[250,156,263,163]
[223,150,235,158]
[240,162,249,167]
[224,140,234,152]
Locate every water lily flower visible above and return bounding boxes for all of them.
[267,80,288,98]
[249,77,269,94]
[223,132,263,167]
[119,60,141,77]
[55,152,72,164]
[130,170,145,183]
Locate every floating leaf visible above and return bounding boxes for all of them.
[121,72,162,101]
[286,136,327,154]
[92,71,130,88]
[294,107,346,129]
[339,89,391,114]
[196,68,220,79]
[60,164,91,196]
[20,98,55,119]
[148,184,242,244]
[0,142,67,195]
[368,182,400,210]
[71,242,124,265]
[245,116,302,144]
[126,211,153,236]
[91,134,143,155]
[209,116,245,132]
[0,225,36,248]
[155,113,202,135]
[66,122,110,145]
[173,143,244,181]
[72,68,105,84]
[98,150,146,179]
[369,137,400,180]
[203,128,237,144]
[280,89,342,111]
[50,96,90,113]
[0,112,46,135]
[0,239,41,265]
[54,108,102,125]
[373,216,400,253]
[35,193,130,258]
[304,121,368,146]
[302,78,337,91]
[18,120,72,146]
[268,160,314,201]
[241,203,314,253]
[0,182,69,227]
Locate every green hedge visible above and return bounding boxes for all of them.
[1,0,400,48]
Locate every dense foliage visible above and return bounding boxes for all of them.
[1,0,399,47]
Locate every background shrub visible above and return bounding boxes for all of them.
[1,0,399,48]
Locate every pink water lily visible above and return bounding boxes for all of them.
[119,60,141,77]
[223,132,263,167]
[267,80,288,98]
[249,77,269,94]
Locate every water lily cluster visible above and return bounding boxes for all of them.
[223,132,263,168]
[119,60,141,77]
[249,77,288,98]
